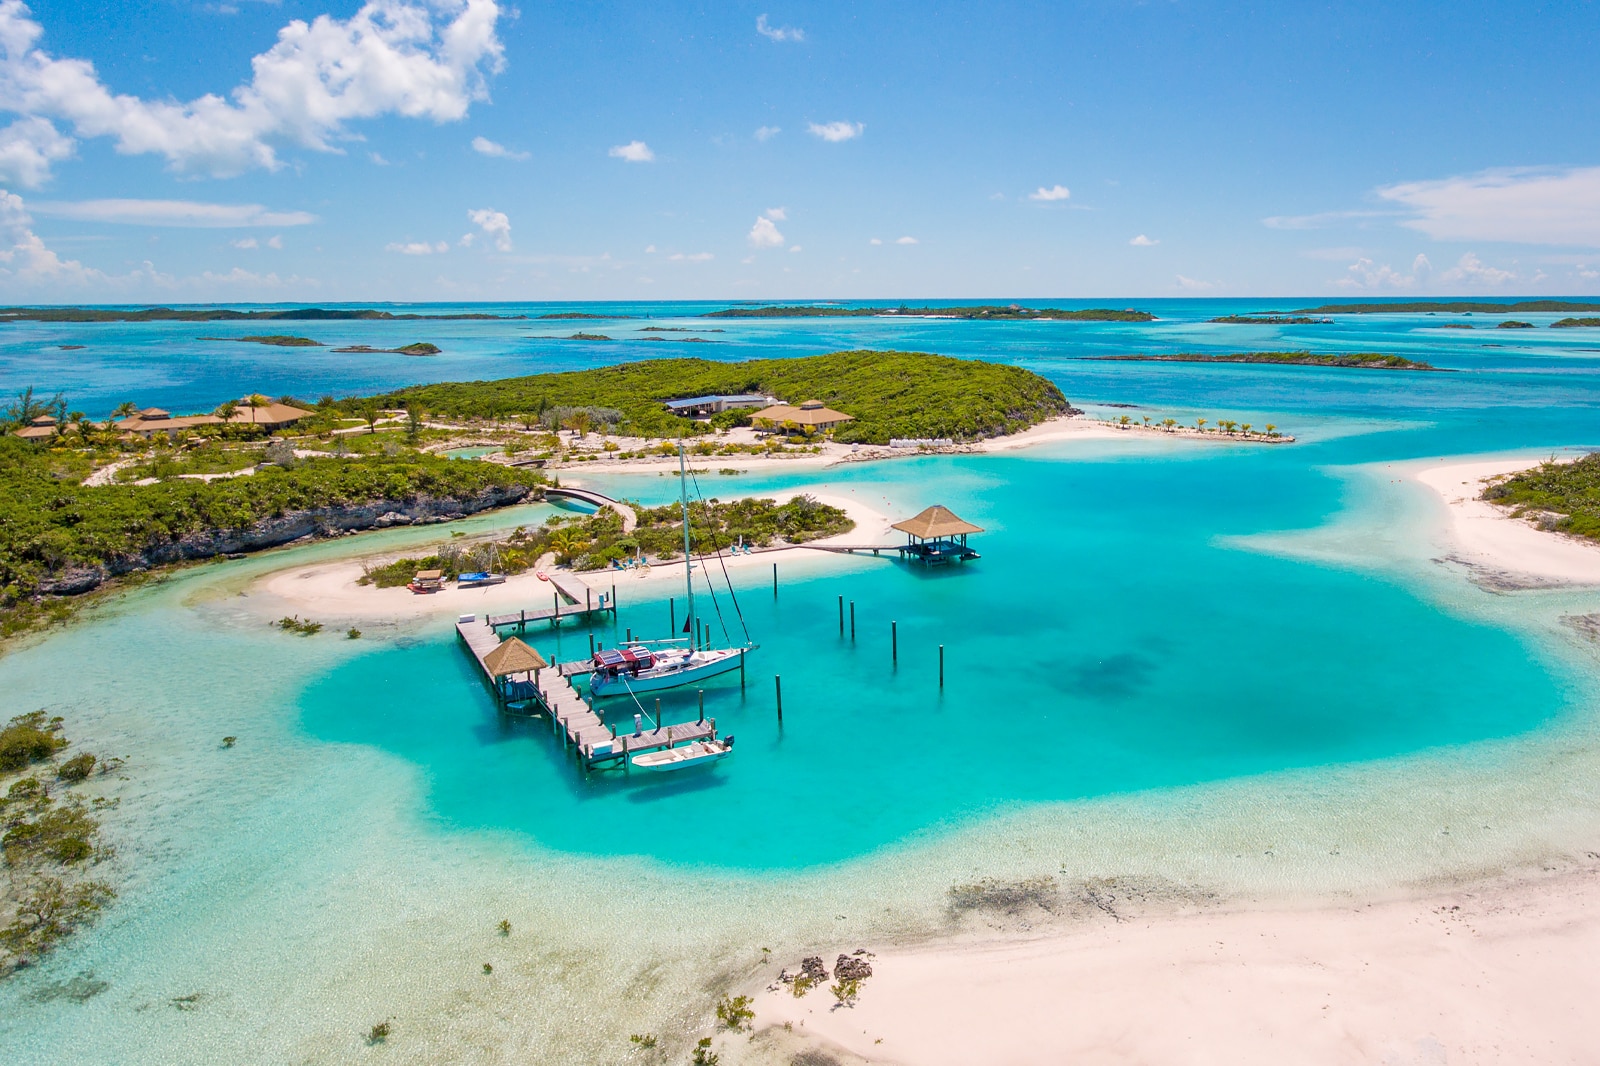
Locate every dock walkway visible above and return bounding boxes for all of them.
[484,572,618,631]
[546,485,638,533]
[455,613,721,771]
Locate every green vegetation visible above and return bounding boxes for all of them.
[1496,320,1535,329]
[0,306,515,322]
[231,335,324,346]
[331,342,441,355]
[691,1037,719,1066]
[629,1033,658,1048]
[538,312,626,320]
[831,977,862,1007]
[1293,301,1600,314]
[1,714,116,974]
[367,1021,392,1044]
[1552,317,1600,328]
[1483,453,1600,539]
[362,494,850,583]
[497,918,511,936]
[0,437,542,629]
[566,332,613,341]
[275,616,323,636]
[362,350,1075,445]
[715,994,755,1032]
[702,304,1154,321]
[1091,351,1440,370]
[1209,315,1331,324]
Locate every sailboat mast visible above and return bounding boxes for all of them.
[678,444,696,649]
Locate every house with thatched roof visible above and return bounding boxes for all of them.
[751,399,853,435]
[891,505,983,565]
[482,636,548,678]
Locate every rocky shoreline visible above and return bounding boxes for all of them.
[35,484,536,597]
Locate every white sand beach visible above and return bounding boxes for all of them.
[752,861,1600,1066]
[251,488,899,624]
[1412,456,1600,586]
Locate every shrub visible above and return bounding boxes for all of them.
[56,753,94,782]
[0,712,67,772]
[715,994,754,1032]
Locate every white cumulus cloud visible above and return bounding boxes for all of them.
[1176,274,1217,291]
[754,125,780,141]
[230,237,258,249]
[895,236,917,245]
[471,135,526,160]
[1333,253,1434,290]
[1378,166,1600,246]
[748,215,784,248]
[1129,234,1157,246]
[608,140,654,162]
[29,198,316,227]
[764,206,786,220]
[807,120,862,143]
[0,116,71,187]
[756,14,804,42]
[668,251,713,262]
[1028,184,1071,202]
[466,207,510,251]
[0,0,506,180]
[386,240,448,255]
[1439,251,1515,286]
[868,237,882,245]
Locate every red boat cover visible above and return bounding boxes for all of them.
[593,647,655,670]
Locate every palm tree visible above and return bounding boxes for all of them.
[1196,418,1207,432]
[405,403,425,442]
[1265,423,1277,437]
[1240,423,1252,436]
[564,410,593,439]
[1161,418,1177,432]
[358,399,381,434]
[112,400,138,421]
[1142,415,1151,427]
[1117,414,1132,428]
[547,528,589,564]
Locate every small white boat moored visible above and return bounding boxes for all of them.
[630,736,735,772]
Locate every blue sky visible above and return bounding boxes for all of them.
[0,0,1597,301]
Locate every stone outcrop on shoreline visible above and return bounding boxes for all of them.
[35,484,536,596]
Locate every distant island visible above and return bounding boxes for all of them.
[1090,351,1442,370]
[536,312,627,320]
[566,333,612,341]
[199,334,324,347]
[1293,301,1600,314]
[1497,321,1535,329]
[331,342,441,355]
[1209,315,1331,325]
[1553,317,1600,328]
[1439,323,1475,329]
[0,306,519,323]
[702,305,1157,321]
[640,326,726,333]
[641,336,715,343]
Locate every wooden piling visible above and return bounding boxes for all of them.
[670,597,675,634]
[698,689,705,723]
[892,620,898,665]
[772,562,778,598]
[838,594,844,635]
[939,644,944,687]
[589,633,595,657]
[775,674,783,724]
[850,601,856,641]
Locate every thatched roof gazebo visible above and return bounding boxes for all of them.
[891,505,983,565]
[482,636,548,678]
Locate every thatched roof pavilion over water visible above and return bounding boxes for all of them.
[890,505,983,565]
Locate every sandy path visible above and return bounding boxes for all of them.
[752,865,1600,1065]
[1411,456,1600,586]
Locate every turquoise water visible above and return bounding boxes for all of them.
[4,299,1600,1061]
[303,449,1572,868]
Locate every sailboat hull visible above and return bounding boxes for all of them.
[589,648,747,697]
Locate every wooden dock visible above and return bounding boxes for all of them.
[484,572,618,631]
[455,613,722,771]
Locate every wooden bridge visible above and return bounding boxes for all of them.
[455,613,720,771]
[545,485,638,533]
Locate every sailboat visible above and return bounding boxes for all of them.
[588,445,757,699]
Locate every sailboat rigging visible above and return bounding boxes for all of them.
[588,445,757,699]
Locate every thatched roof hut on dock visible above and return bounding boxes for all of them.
[890,505,983,565]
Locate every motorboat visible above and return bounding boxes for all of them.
[630,736,735,772]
